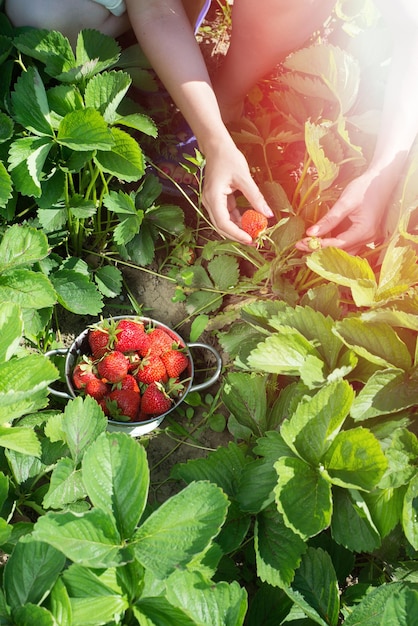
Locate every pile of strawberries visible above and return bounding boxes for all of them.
[71,317,190,422]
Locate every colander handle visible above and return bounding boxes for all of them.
[44,348,74,400]
[186,343,222,394]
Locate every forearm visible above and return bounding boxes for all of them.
[125,0,234,155]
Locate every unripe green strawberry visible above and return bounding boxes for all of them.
[241,209,268,239]
[97,351,129,383]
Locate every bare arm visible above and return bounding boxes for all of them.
[125,0,272,243]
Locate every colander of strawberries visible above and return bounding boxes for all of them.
[46,316,222,436]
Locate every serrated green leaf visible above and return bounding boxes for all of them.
[11,66,54,136]
[8,136,53,197]
[94,265,122,298]
[0,425,41,456]
[0,354,57,413]
[103,189,136,214]
[403,473,418,550]
[51,269,103,315]
[145,204,185,236]
[344,582,418,626]
[0,225,49,272]
[84,70,131,123]
[376,246,418,302]
[208,255,240,290]
[61,396,107,464]
[334,318,412,370]
[0,160,12,208]
[95,126,144,180]
[307,247,377,307]
[221,372,268,439]
[363,487,404,539]
[57,108,114,150]
[289,547,340,626]
[133,596,197,626]
[281,380,354,465]
[305,121,339,190]
[14,29,76,78]
[171,442,248,498]
[331,487,381,552]
[379,428,418,490]
[115,111,157,137]
[185,290,223,316]
[113,214,143,246]
[351,368,418,421]
[75,29,121,78]
[274,456,332,539]
[324,427,387,490]
[122,225,155,266]
[165,570,247,626]
[255,504,307,589]
[133,481,229,579]
[3,540,66,610]
[82,432,149,539]
[0,302,23,363]
[43,458,86,510]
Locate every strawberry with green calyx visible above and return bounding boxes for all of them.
[141,381,173,416]
[72,356,97,389]
[147,328,177,356]
[241,209,269,240]
[107,389,141,422]
[161,349,189,379]
[88,318,118,358]
[97,351,129,383]
[115,319,150,354]
[84,377,109,401]
[136,354,167,385]
[117,374,140,393]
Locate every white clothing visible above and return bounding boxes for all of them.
[92,0,126,17]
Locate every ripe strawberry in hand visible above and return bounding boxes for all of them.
[161,349,189,379]
[107,389,141,421]
[241,209,268,240]
[141,382,172,416]
[115,319,149,354]
[97,351,129,383]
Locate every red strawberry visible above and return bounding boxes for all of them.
[72,357,97,389]
[161,349,189,378]
[118,374,140,393]
[141,382,172,416]
[147,328,176,356]
[241,209,268,239]
[88,319,118,358]
[136,354,167,385]
[115,319,149,354]
[85,377,109,401]
[97,351,129,383]
[107,389,141,421]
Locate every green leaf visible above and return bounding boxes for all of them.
[43,458,86,510]
[4,540,66,609]
[306,248,377,307]
[11,66,53,136]
[57,109,114,150]
[379,429,418,489]
[0,225,49,272]
[94,265,122,298]
[0,160,12,208]
[145,203,185,236]
[133,596,197,626]
[0,425,41,456]
[274,457,332,539]
[208,255,240,290]
[51,269,103,315]
[343,582,418,626]
[255,504,307,588]
[8,136,53,197]
[74,29,121,78]
[331,487,381,552]
[280,380,354,465]
[289,547,340,626]
[171,442,248,498]
[334,318,412,370]
[95,126,144,181]
[14,29,76,78]
[115,111,157,137]
[133,481,229,579]
[363,487,404,539]
[82,432,149,539]
[12,604,55,625]
[376,246,418,302]
[32,508,127,568]
[0,302,23,363]
[0,354,57,413]
[0,269,56,310]
[305,121,339,191]
[189,314,209,342]
[403,473,418,550]
[221,372,268,439]
[165,570,247,626]
[247,329,326,388]
[61,396,108,464]
[49,577,72,626]
[84,70,131,122]
[323,428,387,490]
[351,369,418,421]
